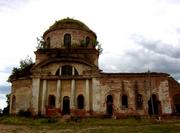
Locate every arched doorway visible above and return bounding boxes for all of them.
[77,95,84,109]
[63,96,70,115]
[106,95,113,115]
[48,95,55,108]
[173,94,180,114]
[148,94,160,116]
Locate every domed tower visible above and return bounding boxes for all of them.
[30,18,100,116]
[34,18,99,67]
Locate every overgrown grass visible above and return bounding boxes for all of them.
[0,116,180,133]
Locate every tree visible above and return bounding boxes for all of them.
[8,56,34,82]
[3,94,10,115]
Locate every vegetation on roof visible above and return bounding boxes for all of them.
[8,56,34,82]
[48,18,91,31]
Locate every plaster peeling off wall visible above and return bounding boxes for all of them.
[158,80,172,114]
[92,78,101,112]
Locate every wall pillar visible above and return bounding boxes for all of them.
[56,80,61,108]
[85,79,90,111]
[9,94,13,114]
[71,79,75,109]
[32,78,40,114]
[41,80,47,115]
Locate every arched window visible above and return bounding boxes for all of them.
[173,94,180,114]
[122,94,128,108]
[136,94,143,109]
[48,95,55,107]
[74,68,79,76]
[55,68,60,76]
[61,65,79,76]
[85,36,90,47]
[12,95,16,110]
[64,33,71,48]
[77,95,84,109]
[62,65,72,76]
[46,37,50,48]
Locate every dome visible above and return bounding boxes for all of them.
[43,18,96,37]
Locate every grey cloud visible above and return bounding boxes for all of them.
[131,34,180,58]
[0,85,10,94]
[0,65,15,74]
[100,35,180,81]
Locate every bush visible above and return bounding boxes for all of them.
[18,110,32,117]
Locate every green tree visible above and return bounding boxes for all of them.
[8,56,34,82]
[3,94,10,115]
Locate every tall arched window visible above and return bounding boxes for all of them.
[136,94,143,109]
[46,37,50,48]
[77,95,84,109]
[64,33,71,48]
[122,94,128,108]
[12,95,16,110]
[85,36,90,47]
[48,95,55,107]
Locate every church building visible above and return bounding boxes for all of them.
[9,18,180,117]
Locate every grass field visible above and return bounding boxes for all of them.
[0,116,180,133]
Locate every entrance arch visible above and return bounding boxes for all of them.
[63,96,70,115]
[77,95,84,109]
[173,94,180,114]
[106,95,113,115]
[148,94,160,116]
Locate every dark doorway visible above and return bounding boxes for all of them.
[77,95,84,109]
[63,96,70,115]
[148,94,160,116]
[173,94,180,114]
[106,95,113,115]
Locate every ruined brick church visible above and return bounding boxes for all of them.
[9,18,180,117]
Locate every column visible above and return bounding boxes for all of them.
[32,78,40,114]
[71,79,75,109]
[41,80,47,115]
[56,80,61,108]
[85,79,90,110]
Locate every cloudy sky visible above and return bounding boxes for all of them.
[0,0,180,109]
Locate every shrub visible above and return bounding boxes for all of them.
[18,110,32,117]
